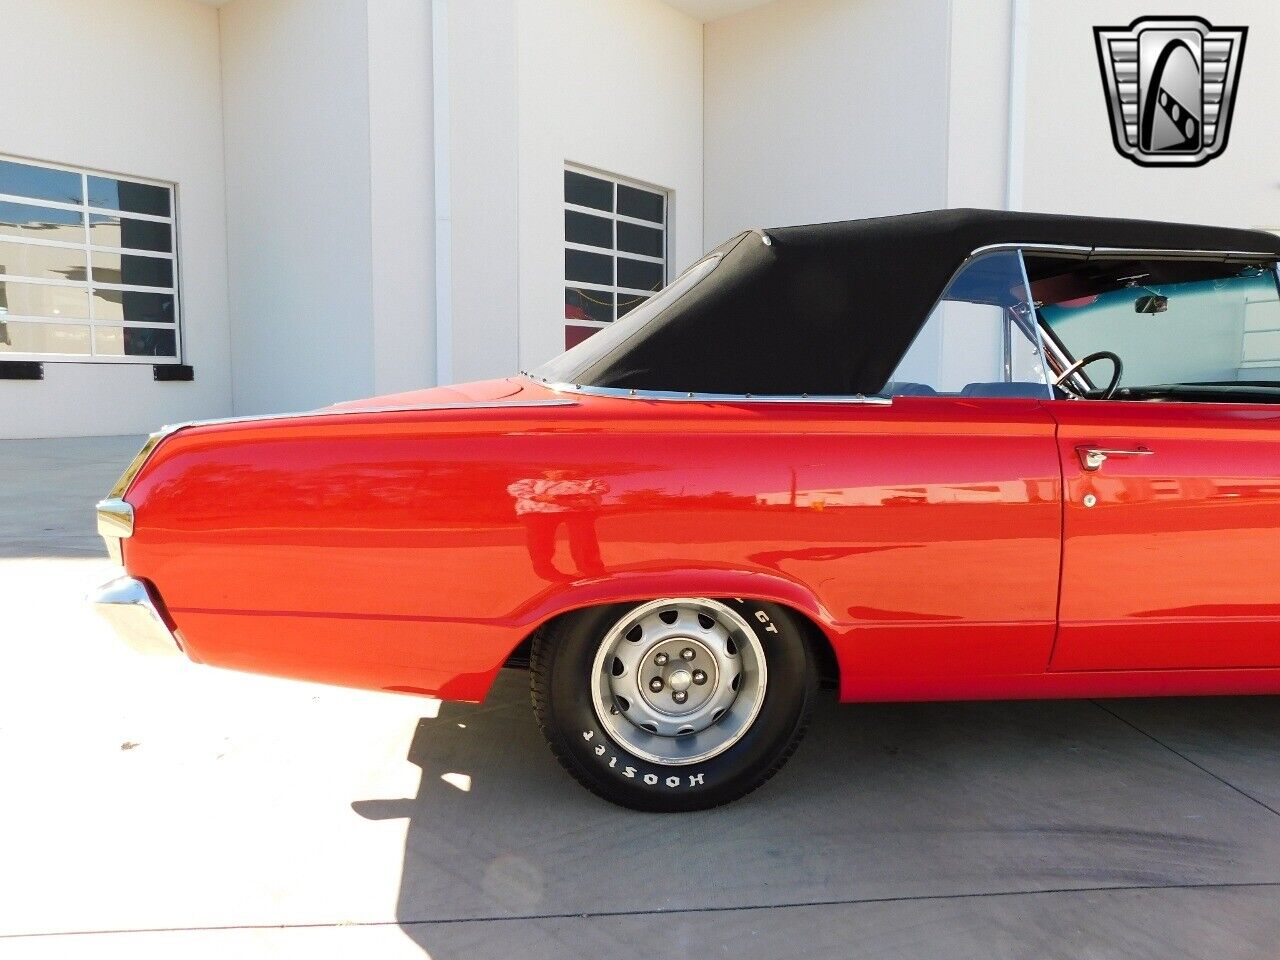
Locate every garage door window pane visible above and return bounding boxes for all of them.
[91,252,173,288]
[617,185,664,223]
[617,221,663,258]
[0,242,87,282]
[0,159,82,205]
[87,176,171,217]
[565,287,613,324]
[0,279,89,319]
[0,201,84,244]
[564,171,612,212]
[89,214,172,253]
[566,248,612,286]
[95,325,178,357]
[0,320,90,354]
[565,210,612,249]
[618,257,663,292]
[617,292,650,317]
[92,289,176,324]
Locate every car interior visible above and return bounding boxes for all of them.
[882,251,1280,404]
[1027,254,1280,404]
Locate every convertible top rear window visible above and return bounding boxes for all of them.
[531,209,1280,397]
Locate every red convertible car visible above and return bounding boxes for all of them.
[93,209,1280,810]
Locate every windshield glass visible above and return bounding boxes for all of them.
[531,252,724,386]
[1035,260,1280,391]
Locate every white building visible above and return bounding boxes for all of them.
[1,0,1277,438]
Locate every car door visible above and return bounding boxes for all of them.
[836,248,1064,690]
[1047,400,1280,670]
[1034,255,1280,670]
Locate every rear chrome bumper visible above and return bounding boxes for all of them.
[90,576,181,656]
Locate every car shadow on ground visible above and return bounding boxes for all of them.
[352,670,1280,957]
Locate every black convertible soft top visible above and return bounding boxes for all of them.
[536,208,1280,397]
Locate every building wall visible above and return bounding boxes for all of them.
[0,0,230,439]
[441,0,521,384]
[220,0,378,415]
[367,0,436,398]
[515,0,705,370]
[947,0,1013,208]
[703,0,953,244]
[1018,0,1280,232]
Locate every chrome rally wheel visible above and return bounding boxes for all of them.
[532,598,816,811]
[590,599,766,766]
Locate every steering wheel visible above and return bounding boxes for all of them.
[1054,350,1123,400]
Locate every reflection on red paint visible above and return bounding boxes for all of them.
[117,378,1280,705]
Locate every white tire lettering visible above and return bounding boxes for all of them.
[582,730,593,741]
[754,609,779,633]
[598,758,700,791]
[594,744,605,756]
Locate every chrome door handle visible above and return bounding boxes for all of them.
[1077,446,1154,471]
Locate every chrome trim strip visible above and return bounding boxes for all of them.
[107,429,173,500]
[1089,247,1277,261]
[1085,248,1274,263]
[969,242,1091,257]
[89,576,181,657]
[95,498,134,564]
[104,398,578,499]
[522,375,893,405]
[972,242,1277,262]
[177,397,579,431]
[983,242,1279,262]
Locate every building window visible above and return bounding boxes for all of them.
[564,166,667,349]
[0,155,180,363]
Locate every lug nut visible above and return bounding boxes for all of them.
[692,669,707,685]
[649,677,664,693]
[654,652,669,666]
[680,648,695,661]
[672,690,688,704]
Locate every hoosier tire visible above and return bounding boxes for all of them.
[530,598,817,811]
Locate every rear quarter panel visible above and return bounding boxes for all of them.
[122,391,1062,701]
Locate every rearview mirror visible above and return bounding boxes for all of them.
[1135,294,1168,314]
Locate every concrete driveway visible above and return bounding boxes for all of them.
[2,435,1279,959]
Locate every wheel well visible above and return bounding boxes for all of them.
[785,605,840,690]
[504,599,840,690]
[504,633,534,670]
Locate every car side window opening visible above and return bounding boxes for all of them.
[1029,255,1280,404]
[883,250,1051,399]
